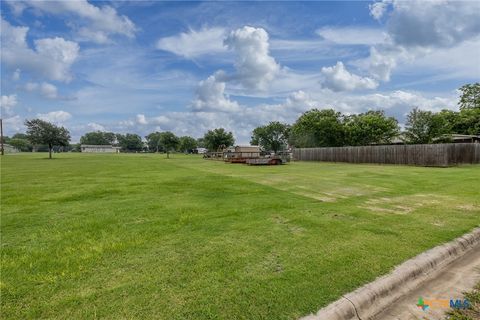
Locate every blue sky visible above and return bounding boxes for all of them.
[1,0,479,143]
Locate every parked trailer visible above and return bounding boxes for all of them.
[225,152,261,163]
[204,148,291,166]
[246,157,284,165]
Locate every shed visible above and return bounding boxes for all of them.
[233,145,261,158]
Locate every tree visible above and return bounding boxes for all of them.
[116,133,143,152]
[178,136,197,153]
[80,131,116,145]
[70,143,82,152]
[25,119,70,159]
[289,109,344,147]
[159,132,179,158]
[145,132,163,152]
[458,83,480,110]
[203,128,235,151]
[454,107,480,135]
[250,121,290,153]
[9,138,32,151]
[344,111,400,146]
[6,133,32,152]
[1,136,10,144]
[404,107,449,144]
[196,137,206,148]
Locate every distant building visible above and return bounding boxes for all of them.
[81,145,121,153]
[194,147,207,154]
[434,134,480,143]
[3,144,19,154]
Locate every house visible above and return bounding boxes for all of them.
[194,147,207,154]
[81,145,121,153]
[434,134,480,143]
[3,144,19,154]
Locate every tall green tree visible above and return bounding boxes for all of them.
[344,111,400,146]
[203,128,235,151]
[289,109,344,147]
[116,133,143,152]
[8,138,32,151]
[178,136,197,153]
[251,121,290,153]
[145,132,163,152]
[25,119,70,159]
[196,137,206,148]
[455,107,480,135]
[7,133,32,151]
[404,107,449,144]
[159,132,179,158]
[458,83,480,110]
[80,131,116,145]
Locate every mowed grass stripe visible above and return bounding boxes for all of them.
[1,153,479,319]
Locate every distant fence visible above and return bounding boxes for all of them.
[293,143,480,167]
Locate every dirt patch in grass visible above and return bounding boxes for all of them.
[457,204,479,211]
[271,215,305,235]
[361,194,456,215]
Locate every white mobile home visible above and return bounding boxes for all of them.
[81,145,120,153]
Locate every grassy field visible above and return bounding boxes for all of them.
[1,153,479,319]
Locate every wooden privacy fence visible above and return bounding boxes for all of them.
[293,143,480,167]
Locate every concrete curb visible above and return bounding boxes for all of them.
[300,227,480,320]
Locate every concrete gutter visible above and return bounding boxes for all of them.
[300,227,480,320]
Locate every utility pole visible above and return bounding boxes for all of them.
[0,118,4,156]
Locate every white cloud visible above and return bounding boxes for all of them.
[37,110,72,123]
[192,73,240,113]
[8,0,136,43]
[34,37,79,69]
[369,0,391,20]
[136,114,148,125]
[3,115,24,133]
[156,27,226,58]
[1,94,18,115]
[39,82,58,99]
[281,90,318,113]
[321,62,378,91]
[12,68,21,80]
[25,82,39,91]
[224,26,281,91]
[361,46,410,82]
[87,122,106,131]
[24,82,59,99]
[1,17,79,82]
[362,0,480,83]
[400,39,480,81]
[385,0,480,48]
[316,26,386,45]
[76,27,111,45]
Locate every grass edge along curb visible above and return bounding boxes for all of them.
[300,227,480,320]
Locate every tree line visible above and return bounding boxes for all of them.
[77,128,235,155]
[2,83,478,158]
[252,83,479,151]
[2,121,236,158]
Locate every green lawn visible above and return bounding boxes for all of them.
[1,153,479,319]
